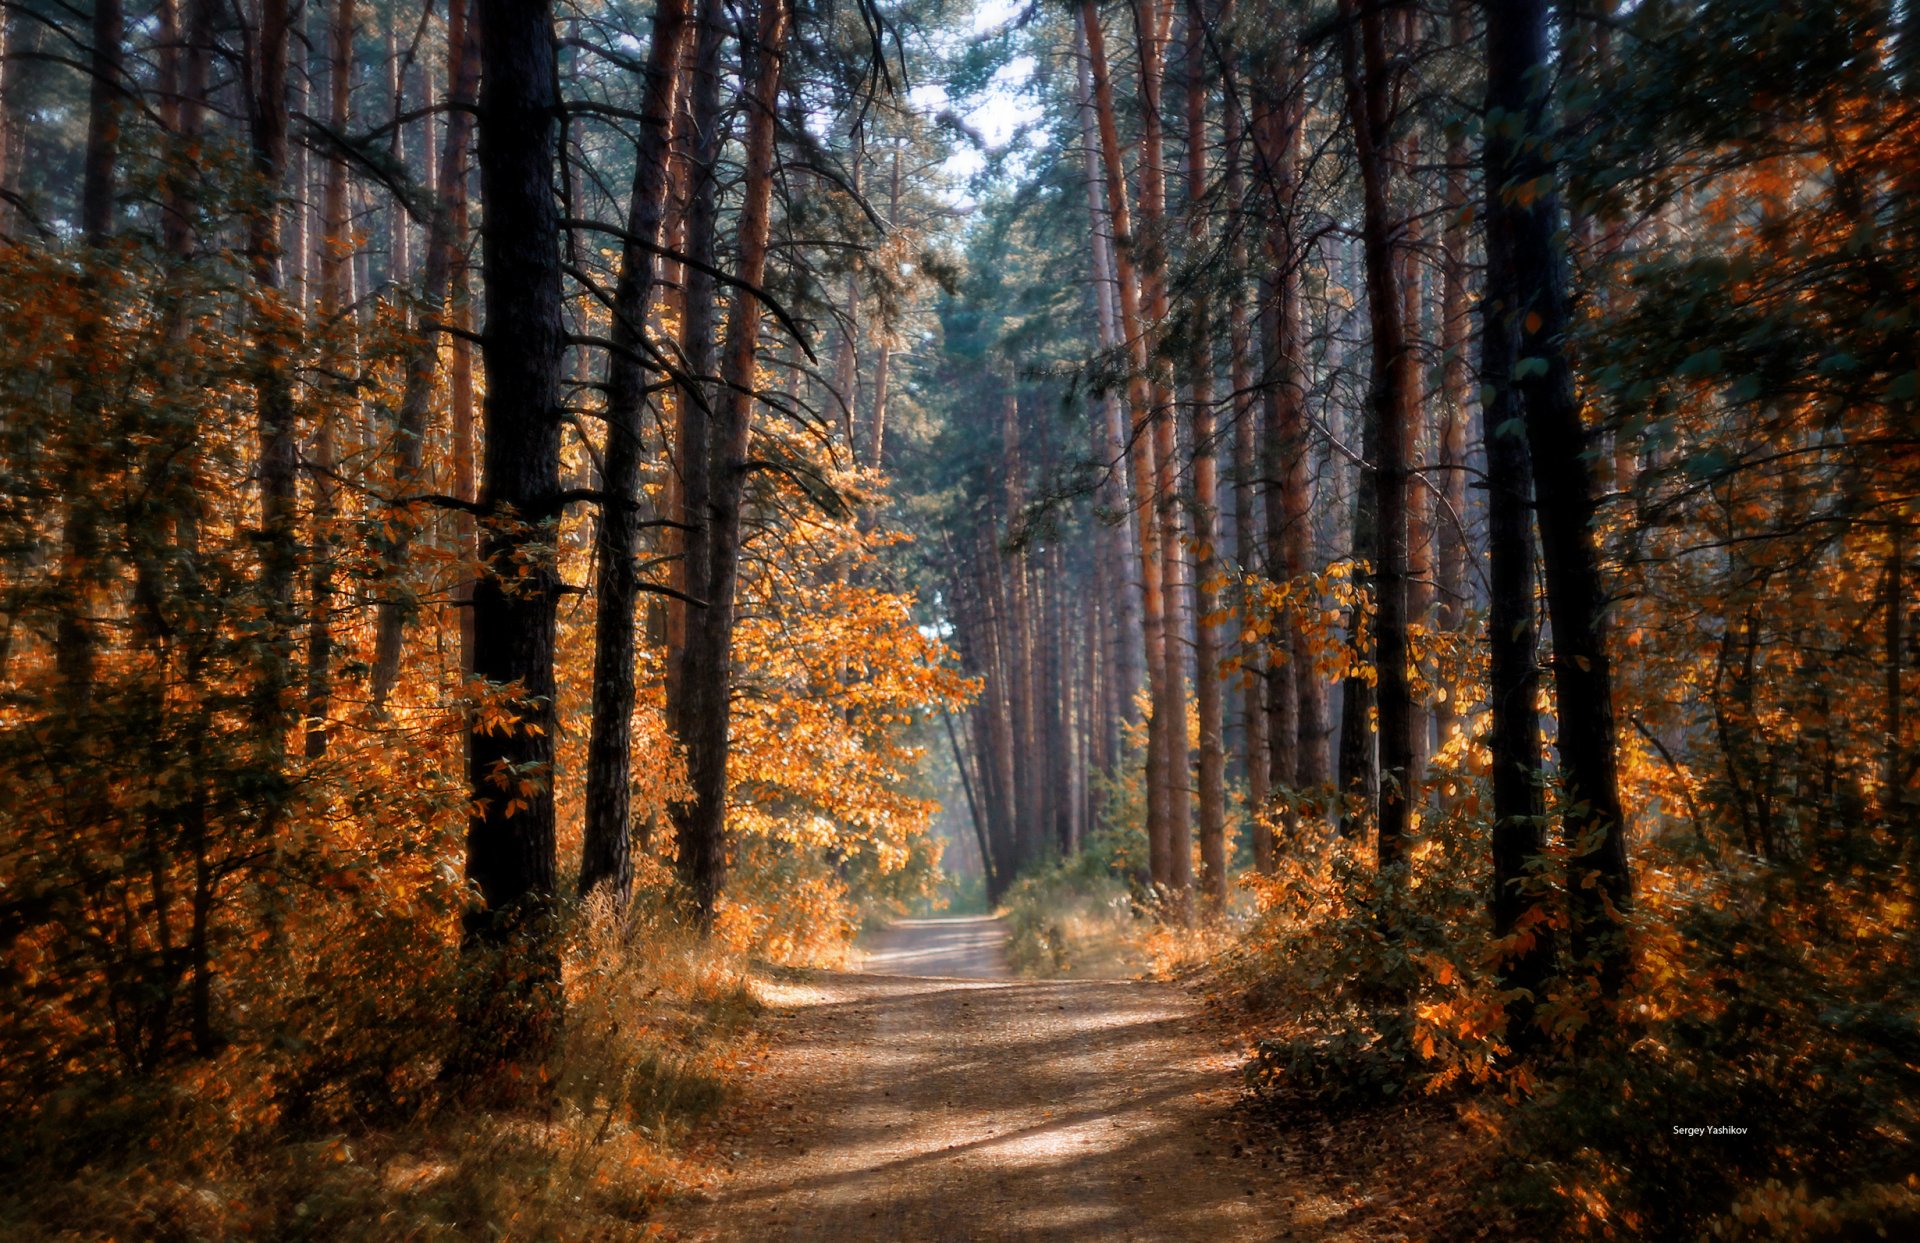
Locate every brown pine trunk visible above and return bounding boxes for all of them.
[1436,0,1472,747]
[1185,0,1227,911]
[450,187,478,676]
[305,0,355,760]
[459,0,567,1070]
[673,0,788,926]
[1251,68,1329,810]
[1002,393,1040,859]
[372,0,479,711]
[1338,0,1414,868]
[1225,91,1270,869]
[1486,0,1631,994]
[1075,19,1145,758]
[578,0,692,906]
[1083,0,1172,891]
[664,0,726,728]
[251,0,299,755]
[1133,0,1193,911]
[1401,136,1434,783]
[968,532,1019,884]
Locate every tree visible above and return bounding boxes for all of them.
[579,0,693,908]
[1337,0,1416,870]
[672,0,791,926]
[1484,0,1631,995]
[460,0,568,1071]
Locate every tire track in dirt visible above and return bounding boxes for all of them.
[664,916,1344,1241]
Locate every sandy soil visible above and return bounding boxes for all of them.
[662,915,1345,1241]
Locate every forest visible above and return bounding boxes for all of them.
[0,0,1914,1237]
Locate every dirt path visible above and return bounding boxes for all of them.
[664,915,1331,1241]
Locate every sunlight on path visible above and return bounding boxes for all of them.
[665,917,1333,1241]
[854,915,1012,979]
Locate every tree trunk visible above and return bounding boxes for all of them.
[1133,0,1192,912]
[1185,0,1227,911]
[665,0,727,732]
[1436,0,1473,748]
[305,0,355,760]
[1075,19,1145,758]
[460,0,568,1071]
[673,0,789,926]
[1251,66,1330,817]
[372,0,479,710]
[251,0,299,758]
[1338,0,1414,869]
[1225,89,1270,869]
[1083,0,1172,892]
[450,184,478,676]
[1478,61,1554,1043]
[1485,0,1632,995]
[1401,134,1434,783]
[578,0,692,906]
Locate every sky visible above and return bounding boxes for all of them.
[904,0,1047,194]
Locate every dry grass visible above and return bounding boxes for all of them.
[0,891,770,1242]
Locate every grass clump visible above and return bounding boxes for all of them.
[0,873,763,1242]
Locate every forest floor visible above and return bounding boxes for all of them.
[658,915,1469,1241]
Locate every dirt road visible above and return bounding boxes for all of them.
[664,915,1326,1241]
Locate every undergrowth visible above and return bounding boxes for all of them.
[1225,738,1920,1240]
[0,849,866,1242]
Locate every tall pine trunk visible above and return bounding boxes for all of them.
[1478,20,1554,1038]
[459,0,567,1072]
[1075,19,1145,761]
[305,0,355,759]
[1225,88,1270,868]
[1338,0,1414,867]
[1083,0,1172,893]
[1133,0,1193,911]
[1436,0,1473,747]
[372,0,479,710]
[1485,0,1632,994]
[673,0,789,926]
[1185,0,1227,911]
[579,0,692,906]
[250,0,299,761]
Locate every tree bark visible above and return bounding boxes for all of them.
[579,0,692,906]
[460,0,568,1070]
[672,0,789,926]
[1083,0,1172,893]
[305,0,356,760]
[1338,0,1414,868]
[371,0,479,710]
[1479,75,1553,1042]
[1134,0,1193,912]
[1486,0,1632,995]
[1075,19,1146,759]
[251,0,299,758]
[1225,90,1270,869]
[1436,0,1473,747]
[665,0,727,728]
[1185,0,1227,912]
